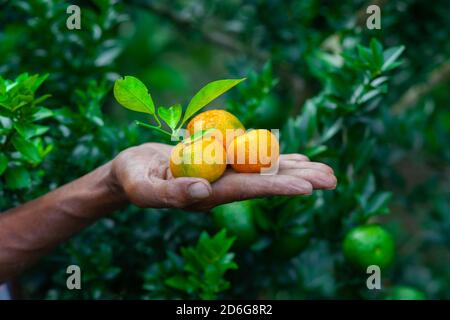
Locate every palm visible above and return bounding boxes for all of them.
[112,143,337,211]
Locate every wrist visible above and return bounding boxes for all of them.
[60,161,129,221]
[105,160,128,205]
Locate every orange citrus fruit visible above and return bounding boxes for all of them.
[227,129,280,173]
[170,134,226,182]
[187,109,245,148]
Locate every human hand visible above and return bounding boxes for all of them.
[110,143,337,211]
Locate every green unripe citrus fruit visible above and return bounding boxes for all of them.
[212,200,258,248]
[343,224,395,269]
[386,286,426,300]
[268,233,310,259]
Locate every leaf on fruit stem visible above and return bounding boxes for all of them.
[113,76,155,114]
[158,104,182,130]
[184,128,217,144]
[181,78,246,126]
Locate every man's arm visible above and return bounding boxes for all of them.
[0,162,126,281]
[0,143,336,282]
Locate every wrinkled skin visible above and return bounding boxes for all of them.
[112,143,337,211]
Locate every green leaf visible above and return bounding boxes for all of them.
[357,45,372,65]
[382,46,405,72]
[0,76,6,95]
[358,89,382,104]
[14,122,49,139]
[181,78,246,126]
[165,275,191,292]
[113,76,155,114]
[0,153,7,176]
[32,94,51,106]
[366,192,392,217]
[5,166,31,189]
[299,100,317,140]
[11,135,41,163]
[30,73,49,92]
[30,107,53,121]
[370,39,384,71]
[319,118,343,143]
[158,104,182,130]
[304,145,327,158]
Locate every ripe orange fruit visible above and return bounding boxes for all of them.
[170,133,226,182]
[187,109,245,147]
[227,129,279,173]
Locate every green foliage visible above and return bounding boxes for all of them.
[144,230,237,299]
[162,230,237,300]
[0,73,53,197]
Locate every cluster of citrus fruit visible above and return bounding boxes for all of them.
[170,109,279,182]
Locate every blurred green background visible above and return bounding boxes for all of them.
[0,0,449,299]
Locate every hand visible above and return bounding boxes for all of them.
[110,143,337,211]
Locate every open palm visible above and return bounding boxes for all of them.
[111,143,337,211]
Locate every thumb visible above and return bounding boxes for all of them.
[155,177,213,208]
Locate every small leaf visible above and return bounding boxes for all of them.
[5,166,31,189]
[366,192,392,217]
[370,39,383,70]
[371,76,388,87]
[181,78,246,126]
[113,76,155,114]
[14,122,49,139]
[158,104,182,130]
[165,275,191,292]
[0,153,7,176]
[319,118,343,143]
[11,135,41,163]
[0,77,6,95]
[30,107,53,121]
[357,45,372,65]
[382,46,405,72]
[358,89,381,104]
[30,73,49,91]
[304,145,327,158]
[33,94,51,105]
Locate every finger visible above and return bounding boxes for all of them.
[279,160,334,174]
[127,176,213,208]
[208,173,313,206]
[280,154,310,162]
[279,168,337,189]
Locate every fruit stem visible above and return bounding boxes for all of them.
[135,121,173,137]
[153,114,162,127]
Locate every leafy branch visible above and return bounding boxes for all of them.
[113,76,245,141]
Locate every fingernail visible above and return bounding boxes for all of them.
[188,182,211,199]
